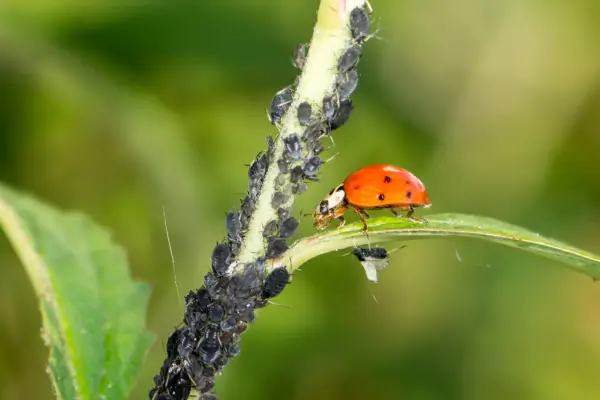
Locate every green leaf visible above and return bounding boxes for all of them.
[0,183,154,400]
[279,213,600,280]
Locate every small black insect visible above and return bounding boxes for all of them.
[166,328,182,360]
[351,247,390,283]
[266,135,275,161]
[277,207,291,221]
[199,328,221,365]
[263,219,278,238]
[292,182,308,195]
[266,238,288,259]
[263,267,291,298]
[220,317,237,332]
[283,134,303,161]
[208,303,225,322]
[183,357,204,386]
[303,156,322,177]
[248,154,268,184]
[279,217,299,238]
[226,210,241,240]
[277,158,289,174]
[292,43,308,69]
[301,122,326,142]
[240,196,255,228]
[269,86,294,125]
[306,139,324,155]
[177,328,197,359]
[290,165,304,183]
[338,45,362,72]
[322,96,337,121]
[330,99,353,130]
[349,6,370,43]
[271,191,289,209]
[297,101,312,126]
[337,69,359,100]
[167,373,191,400]
[211,243,231,277]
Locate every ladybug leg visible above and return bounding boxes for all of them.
[406,206,426,224]
[337,216,346,228]
[351,206,369,233]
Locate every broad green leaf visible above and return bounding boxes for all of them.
[278,213,600,279]
[0,183,154,400]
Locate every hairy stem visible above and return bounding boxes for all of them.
[235,0,368,267]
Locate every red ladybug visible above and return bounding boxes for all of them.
[313,164,431,232]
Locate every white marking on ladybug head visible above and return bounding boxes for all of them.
[327,189,346,209]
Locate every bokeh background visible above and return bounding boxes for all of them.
[1,1,600,399]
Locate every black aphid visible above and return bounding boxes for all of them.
[226,211,242,241]
[331,99,353,130]
[297,101,312,126]
[303,156,322,177]
[277,158,289,174]
[263,267,291,298]
[283,134,303,161]
[266,135,275,161]
[248,154,268,184]
[266,238,288,259]
[338,69,359,100]
[351,247,391,283]
[277,207,290,220]
[208,303,225,322]
[271,191,289,209]
[338,45,362,72]
[290,165,304,183]
[292,182,308,195]
[199,328,221,365]
[322,96,337,121]
[279,217,299,238]
[177,328,197,359]
[240,195,255,228]
[350,7,370,43]
[167,374,191,400]
[270,86,294,125]
[184,358,204,386]
[306,139,324,155]
[301,122,326,142]
[166,328,182,360]
[211,243,231,277]
[292,43,308,69]
[263,219,278,238]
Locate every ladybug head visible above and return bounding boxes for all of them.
[312,184,347,230]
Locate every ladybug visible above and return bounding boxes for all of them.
[313,164,431,232]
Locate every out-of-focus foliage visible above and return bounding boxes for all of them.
[1,1,599,399]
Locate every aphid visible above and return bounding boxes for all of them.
[266,238,288,259]
[235,265,262,297]
[297,101,312,126]
[228,342,241,357]
[208,303,225,322]
[199,328,221,365]
[255,256,268,278]
[351,247,389,282]
[303,156,322,178]
[220,317,237,332]
[183,357,204,386]
[349,7,370,43]
[322,96,337,121]
[277,158,289,174]
[266,135,275,161]
[240,196,255,228]
[269,86,294,125]
[262,267,291,298]
[301,122,326,142]
[275,173,287,188]
[211,243,232,277]
[166,328,182,360]
[292,182,308,195]
[306,139,324,155]
[292,43,308,69]
[167,374,191,399]
[248,154,268,185]
[177,328,197,358]
[337,69,359,100]
[279,217,299,238]
[338,45,361,72]
[271,191,289,208]
[313,164,431,232]
[330,99,353,130]
[283,134,303,161]
[290,165,304,183]
[277,207,291,220]
[263,219,278,238]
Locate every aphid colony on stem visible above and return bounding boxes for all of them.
[150,4,374,400]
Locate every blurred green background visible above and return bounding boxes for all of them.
[1,1,600,399]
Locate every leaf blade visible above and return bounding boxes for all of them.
[0,184,154,400]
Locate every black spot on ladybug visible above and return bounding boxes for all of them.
[384,176,391,183]
[354,185,360,190]
[405,180,410,184]
[378,194,385,201]
[406,191,412,199]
